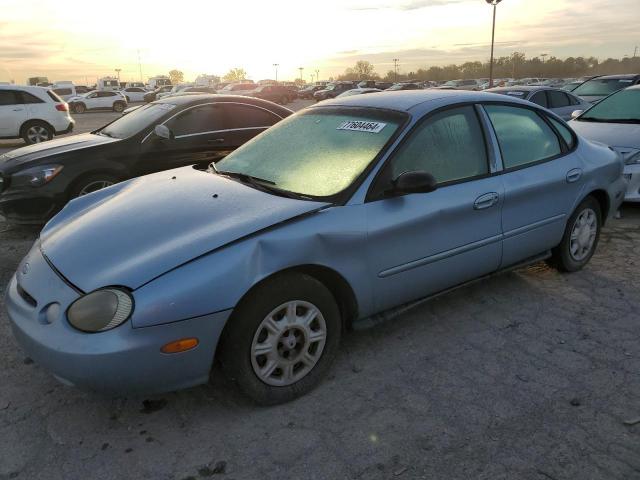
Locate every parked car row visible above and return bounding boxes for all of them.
[3,89,627,406]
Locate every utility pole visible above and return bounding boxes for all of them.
[137,49,143,82]
[393,58,399,82]
[634,46,638,58]
[273,64,279,82]
[485,0,503,88]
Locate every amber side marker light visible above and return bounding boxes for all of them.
[161,338,199,354]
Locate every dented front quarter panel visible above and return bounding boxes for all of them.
[130,205,371,328]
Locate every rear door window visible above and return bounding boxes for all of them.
[484,104,561,169]
[21,92,44,104]
[0,90,20,105]
[166,104,226,136]
[547,90,570,108]
[224,104,282,128]
[530,91,548,108]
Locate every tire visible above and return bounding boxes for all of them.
[73,103,86,114]
[21,121,54,145]
[278,96,287,105]
[219,273,342,405]
[113,102,125,113]
[70,173,119,198]
[548,196,602,272]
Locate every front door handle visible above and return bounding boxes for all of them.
[13,108,23,111]
[566,168,582,183]
[208,138,225,144]
[474,192,499,210]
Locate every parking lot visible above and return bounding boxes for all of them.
[1,103,640,480]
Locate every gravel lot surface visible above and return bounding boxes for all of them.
[1,102,639,480]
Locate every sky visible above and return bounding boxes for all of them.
[1,0,639,85]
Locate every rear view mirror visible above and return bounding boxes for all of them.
[390,171,437,196]
[154,124,174,140]
[571,110,584,119]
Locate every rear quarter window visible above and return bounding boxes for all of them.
[22,92,45,103]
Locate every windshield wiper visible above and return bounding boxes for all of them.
[580,117,640,123]
[217,169,310,200]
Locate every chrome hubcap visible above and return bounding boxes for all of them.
[251,300,327,386]
[570,208,597,261]
[27,126,49,143]
[78,180,114,196]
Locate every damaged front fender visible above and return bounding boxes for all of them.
[130,204,371,329]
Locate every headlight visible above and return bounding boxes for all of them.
[13,165,63,187]
[67,288,133,333]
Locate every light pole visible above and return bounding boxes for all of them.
[393,58,399,82]
[315,69,320,83]
[115,68,121,84]
[298,67,304,82]
[540,53,548,78]
[273,64,279,83]
[485,0,502,88]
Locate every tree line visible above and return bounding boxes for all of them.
[337,54,640,82]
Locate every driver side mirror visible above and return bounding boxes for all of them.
[571,110,584,119]
[389,171,437,196]
[154,124,174,140]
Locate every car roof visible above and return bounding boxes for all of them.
[487,86,570,93]
[153,93,294,116]
[0,84,49,93]
[589,74,640,80]
[314,89,530,113]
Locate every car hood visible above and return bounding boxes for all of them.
[40,166,328,292]
[571,121,640,149]
[0,133,119,171]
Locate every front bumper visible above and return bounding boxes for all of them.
[0,178,67,224]
[5,245,231,395]
[623,163,640,203]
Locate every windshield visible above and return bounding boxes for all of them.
[579,88,640,122]
[98,103,176,139]
[573,78,635,97]
[216,108,405,198]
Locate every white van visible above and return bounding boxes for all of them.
[148,76,172,90]
[51,81,77,101]
[97,77,121,91]
[125,81,147,89]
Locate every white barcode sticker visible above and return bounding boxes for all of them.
[337,120,387,133]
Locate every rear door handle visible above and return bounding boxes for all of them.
[566,168,582,183]
[208,138,225,144]
[13,108,23,111]
[474,192,499,210]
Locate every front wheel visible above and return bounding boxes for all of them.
[219,273,342,405]
[71,173,119,198]
[549,196,602,272]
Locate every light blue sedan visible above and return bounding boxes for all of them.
[6,91,626,404]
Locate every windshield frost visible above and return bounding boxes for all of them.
[216,109,403,198]
[579,88,640,122]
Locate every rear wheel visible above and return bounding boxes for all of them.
[548,196,601,272]
[113,102,126,113]
[73,103,86,114]
[71,173,119,198]
[219,273,342,405]
[21,121,53,144]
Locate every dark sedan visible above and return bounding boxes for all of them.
[144,85,173,103]
[313,82,357,101]
[0,95,292,223]
[297,85,326,99]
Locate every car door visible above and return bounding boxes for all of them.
[547,90,575,120]
[219,102,284,147]
[529,90,549,110]
[364,105,504,312]
[99,91,116,109]
[84,92,100,109]
[0,90,25,137]
[482,103,584,267]
[137,103,231,175]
